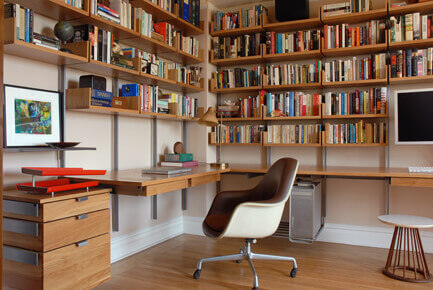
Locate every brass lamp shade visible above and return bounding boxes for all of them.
[198,107,218,127]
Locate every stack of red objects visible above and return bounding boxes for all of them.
[16,167,106,194]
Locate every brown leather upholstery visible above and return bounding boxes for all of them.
[203,158,299,238]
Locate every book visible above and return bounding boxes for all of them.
[141,167,192,175]
[160,161,198,168]
[164,153,193,162]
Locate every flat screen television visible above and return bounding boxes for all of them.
[395,89,433,145]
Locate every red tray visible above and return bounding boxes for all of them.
[16,178,99,194]
[21,167,106,176]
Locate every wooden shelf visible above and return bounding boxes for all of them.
[322,43,388,57]
[388,0,433,16]
[141,72,176,89]
[323,143,388,147]
[177,81,205,93]
[172,19,204,35]
[210,86,262,94]
[210,143,262,146]
[210,54,264,66]
[322,78,388,88]
[220,117,263,122]
[4,39,88,66]
[263,17,322,32]
[83,13,140,40]
[263,50,322,62]
[388,38,433,51]
[322,114,388,119]
[263,143,321,147]
[389,75,433,85]
[8,0,89,20]
[264,83,322,91]
[321,8,387,25]
[264,115,321,120]
[121,34,177,56]
[210,25,264,37]
[130,0,177,22]
[165,49,204,65]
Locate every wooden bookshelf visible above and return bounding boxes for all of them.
[322,43,388,58]
[322,78,388,88]
[388,0,433,17]
[323,143,388,147]
[263,143,322,147]
[8,0,89,20]
[263,50,322,62]
[209,143,262,146]
[322,113,388,119]
[121,34,178,57]
[173,19,204,35]
[210,52,264,66]
[388,38,433,51]
[167,49,204,65]
[177,80,205,93]
[321,6,387,25]
[389,75,433,85]
[85,12,140,40]
[263,82,322,91]
[264,115,322,121]
[210,86,262,94]
[210,20,264,37]
[220,117,263,122]
[263,15,322,32]
[131,0,177,22]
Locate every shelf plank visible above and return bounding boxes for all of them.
[209,143,262,146]
[220,117,263,122]
[264,115,321,120]
[322,43,388,57]
[389,75,433,85]
[210,55,264,66]
[263,50,322,62]
[388,38,433,51]
[264,83,322,91]
[263,17,322,32]
[83,14,140,40]
[68,106,141,117]
[321,8,387,25]
[4,39,88,65]
[7,0,89,20]
[121,34,177,56]
[161,49,204,65]
[323,143,388,147]
[129,0,176,22]
[177,82,204,93]
[389,1,433,16]
[263,143,321,147]
[210,86,262,94]
[210,26,264,37]
[172,18,204,35]
[322,78,388,88]
[322,114,388,119]
[141,72,176,89]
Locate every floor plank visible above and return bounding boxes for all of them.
[96,234,433,289]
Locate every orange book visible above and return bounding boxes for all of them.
[324,25,328,49]
[356,27,361,46]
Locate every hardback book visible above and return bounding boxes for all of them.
[160,161,198,168]
[142,167,192,175]
[164,153,193,162]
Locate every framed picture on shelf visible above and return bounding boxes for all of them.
[4,85,63,148]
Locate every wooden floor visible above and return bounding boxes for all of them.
[97,234,433,289]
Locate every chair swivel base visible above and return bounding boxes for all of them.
[193,239,297,289]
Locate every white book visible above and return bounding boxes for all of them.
[395,17,401,42]
[372,20,376,44]
[423,49,428,76]
[107,31,111,64]
[422,15,428,39]
[413,12,420,40]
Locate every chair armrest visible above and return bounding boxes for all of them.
[207,190,253,215]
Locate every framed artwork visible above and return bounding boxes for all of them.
[4,85,63,148]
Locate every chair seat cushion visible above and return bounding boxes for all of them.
[203,213,231,238]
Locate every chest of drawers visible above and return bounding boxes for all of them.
[3,188,111,290]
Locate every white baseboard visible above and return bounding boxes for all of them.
[111,217,433,264]
[110,217,184,263]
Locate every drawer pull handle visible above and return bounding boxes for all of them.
[76,214,88,220]
[76,240,89,247]
[76,196,88,202]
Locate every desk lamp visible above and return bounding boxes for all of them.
[198,107,228,169]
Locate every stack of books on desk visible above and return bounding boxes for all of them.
[161,153,198,167]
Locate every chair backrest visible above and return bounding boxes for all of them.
[252,158,299,204]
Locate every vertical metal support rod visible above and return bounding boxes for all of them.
[385,177,390,215]
[59,65,66,167]
[111,78,120,231]
[181,121,188,210]
[151,118,158,219]
[322,147,327,220]
[111,188,119,232]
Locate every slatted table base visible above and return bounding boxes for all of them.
[383,226,432,283]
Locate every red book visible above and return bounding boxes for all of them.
[270,31,275,54]
[313,94,320,116]
[429,17,431,38]
[153,22,168,42]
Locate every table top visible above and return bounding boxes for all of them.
[70,164,230,187]
[378,214,433,229]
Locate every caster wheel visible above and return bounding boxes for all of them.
[290,268,297,278]
[193,269,201,279]
[236,260,242,263]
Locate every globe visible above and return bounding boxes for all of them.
[54,21,74,42]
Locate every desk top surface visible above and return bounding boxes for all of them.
[3,188,111,203]
[68,163,433,188]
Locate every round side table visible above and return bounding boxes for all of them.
[378,214,433,283]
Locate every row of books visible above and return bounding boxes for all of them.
[140,84,159,113]
[214,125,263,144]
[324,21,386,49]
[212,5,267,31]
[90,26,114,65]
[323,87,387,116]
[5,4,35,44]
[265,92,322,117]
[264,62,322,86]
[91,0,138,30]
[178,34,199,57]
[149,0,175,13]
[64,0,84,9]
[323,0,372,17]
[266,125,321,145]
[389,13,433,43]
[237,95,265,118]
[160,93,199,117]
[178,0,201,28]
[324,121,387,145]
[390,48,433,78]
[168,65,201,85]
[212,34,262,59]
[265,30,321,55]
[324,54,387,82]
[212,67,263,89]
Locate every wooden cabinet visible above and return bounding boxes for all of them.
[3,188,111,289]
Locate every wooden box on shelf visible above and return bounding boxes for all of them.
[66,87,140,115]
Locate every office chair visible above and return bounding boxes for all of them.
[193,158,299,290]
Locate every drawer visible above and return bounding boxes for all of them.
[144,179,189,196]
[4,209,110,252]
[3,234,111,290]
[42,193,110,222]
[190,174,220,187]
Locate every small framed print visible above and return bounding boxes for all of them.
[141,59,149,73]
[150,63,158,76]
[4,85,63,148]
